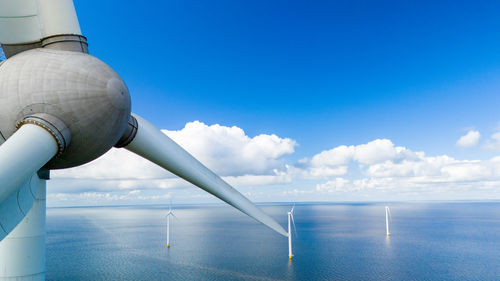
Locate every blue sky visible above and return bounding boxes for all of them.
[74,0,500,155]
[45,0,500,205]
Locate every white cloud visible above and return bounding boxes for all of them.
[163,121,296,176]
[52,148,172,180]
[316,178,350,192]
[224,171,292,187]
[353,139,399,165]
[456,130,480,148]
[312,143,500,194]
[53,121,296,181]
[292,137,500,196]
[298,139,418,178]
[365,154,456,178]
[309,145,354,167]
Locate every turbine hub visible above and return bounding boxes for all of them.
[0,48,131,169]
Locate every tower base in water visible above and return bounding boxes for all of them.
[167,243,170,248]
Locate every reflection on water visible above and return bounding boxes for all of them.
[47,203,500,280]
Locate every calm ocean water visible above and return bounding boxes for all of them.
[46,202,500,280]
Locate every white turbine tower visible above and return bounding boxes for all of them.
[166,204,177,248]
[385,206,391,237]
[0,0,288,279]
[288,205,297,260]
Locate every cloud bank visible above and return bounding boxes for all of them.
[48,123,500,206]
[50,121,296,204]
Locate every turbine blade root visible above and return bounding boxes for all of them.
[123,114,288,237]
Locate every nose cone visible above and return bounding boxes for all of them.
[0,48,131,169]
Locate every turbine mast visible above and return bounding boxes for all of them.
[288,211,292,260]
[0,176,47,280]
[166,214,170,248]
[166,204,175,248]
[385,206,390,237]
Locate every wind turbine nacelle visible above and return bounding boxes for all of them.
[0,48,131,169]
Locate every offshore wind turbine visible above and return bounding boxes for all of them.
[385,206,391,237]
[0,0,288,279]
[166,204,177,248]
[288,205,297,260]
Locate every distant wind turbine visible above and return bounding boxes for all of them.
[166,204,177,248]
[385,206,391,237]
[288,205,297,260]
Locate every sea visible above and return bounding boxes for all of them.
[46,202,500,280]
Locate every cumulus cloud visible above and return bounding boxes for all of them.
[312,141,500,194]
[50,121,297,203]
[53,121,296,181]
[456,130,481,148]
[297,139,418,178]
[164,121,296,176]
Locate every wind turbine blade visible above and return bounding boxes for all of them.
[0,124,58,203]
[0,0,42,45]
[37,0,82,38]
[0,173,41,242]
[388,207,392,222]
[291,204,295,213]
[0,123,58,242]
[171,212,179,221]
[0,0,82,57]
[124,114,288,237]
